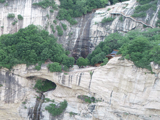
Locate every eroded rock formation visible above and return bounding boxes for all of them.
[0,57,160,119]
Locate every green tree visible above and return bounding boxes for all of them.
[47,62,61,72]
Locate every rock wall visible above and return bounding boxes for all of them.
[0,0,159,58]
[0,57,160,119]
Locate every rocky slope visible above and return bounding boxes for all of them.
[0,57,160,120]
[0,0,159,58]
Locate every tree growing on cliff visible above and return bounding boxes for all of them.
[47,62,61,72]
[76,57,89,67]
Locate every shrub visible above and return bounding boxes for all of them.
[61,23,67,30]
[50,9,54,13]
[100,58,108,66]
[53,20,57,24]
[32,0,52,9]
[12,20,18,25]
[45,100,68,116]
[18,14,23,20]
[77,95,95,103]
[7,13,15,18]
[50,25,55,33]
[101,17,115,23]
[0,84,3,87]
[47,62,61,72]
[119,16,123,22]
[107,8,111,11]
[35,65,41,71]
[69,112,77,117]
[56,25,63,36]
[34,79,56,92]
[0,0,5,3]
[132,12,146,17]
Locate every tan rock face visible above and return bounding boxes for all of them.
[0,57,160,120]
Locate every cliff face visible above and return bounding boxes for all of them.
[0,0,159,58]
[0,57,160,120]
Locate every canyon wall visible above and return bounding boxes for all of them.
[0,0,159,58]
[0,57,160,120]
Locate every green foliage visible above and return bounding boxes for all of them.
[7,13,15,18]
[61,23,67,30]
[0,0,5,3]
[109,0,128,4]
[69,112,78,117]
[50,24,55,33]
[88,28,160,71]
[53,20,57,24]
[107,8,111,11]
[1,26,3,28]
[132,12,146,18]
[32,0,52,9]
[76,57,89,67]
[12,20,18,25]
[101,17,115,23]
[34,79,56,92]
[22,101,26,104]
[56,25,63,36]
[4,2,8,6]
[18,14,23,20]
[0,84,3,87]
[0,24,74,69]
[50,9,54,13]
[77,95,95,103]
[61,55,74,68]
[119,16,123,22]
[57,0,108,25]
[132,0,157,18]
[156,20,160,27]
[47,62,61,72]
[100,58,108,66]
[63,65,69,72]
[35,65,41,71]
[45,100,68,116]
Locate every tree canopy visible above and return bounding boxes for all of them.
[87,28,160,71]
[0,24,74,70]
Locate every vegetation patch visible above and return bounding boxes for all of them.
[32,0,52,9]
[76,57,89,67]
[50,9,54,13]
[69,112,78,117]
[56,25,63,36]
[0,84,3,87]
[57,0,108,25]
[34,79,56,92]
[77,95,95,103]
[61,23,67,31]
[87,28,160,71]
[47,62,62,72]
[53,20,57,24]
[50,24,55,33]
[45,100,68,116]
[0,0,5,3]
[18,14,23,20]
[12,20,18,25]
[0,24,74,69]
[132,0,157,18]
[101,17,115,23]
[7,13,15,18]
[119,16,123,22]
